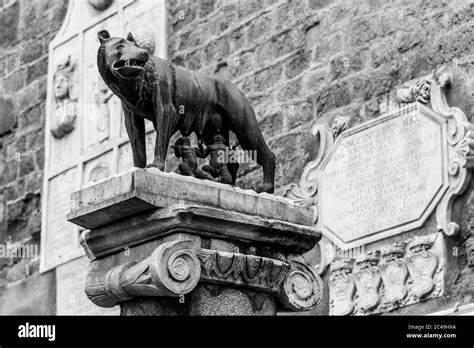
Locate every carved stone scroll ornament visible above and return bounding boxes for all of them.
[430,72,474,236]
[282,118,340,210]
[85,240,323,311]
[278,257,323,311]
[85,240,201,307]
[395,79,432,104]
[282,117,347,274]
[397,71,474,235]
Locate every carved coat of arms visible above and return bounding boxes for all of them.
[329,259,355,316]
[406,237,439,298]
[380,243,408,305]
[353,252,381,313]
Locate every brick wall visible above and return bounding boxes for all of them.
[0,0,68,314]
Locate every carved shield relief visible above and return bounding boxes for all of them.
[41,0,167,273]
[329,260,356,316]
[380,259,408,305]
[406,237,439,298]
[353,254,382,313]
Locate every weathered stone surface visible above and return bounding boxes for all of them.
[68,168,316,230]
[81,203,319,258]
[0,270,55,315]
[0,2,19,47]
[0,97,15,136]
[120,284,276,316]
[189,284,276,315]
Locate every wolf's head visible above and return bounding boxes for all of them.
[97,30,150,80]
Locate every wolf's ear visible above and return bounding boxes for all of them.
[127,32,136,43]
[97,30,111,44]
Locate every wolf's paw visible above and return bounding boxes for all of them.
[146,161,165,171]
[256,183,274,194]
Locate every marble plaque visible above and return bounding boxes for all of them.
[56,256,119,315]
[41,0,167,272]
[43,168,81,271]
[319,104,449,249]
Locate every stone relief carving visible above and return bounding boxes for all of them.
[51,56,78,139]
[328,259,356,316]
[396,79,431,104]
[328,233,444,315]
[406,236,439,299]
[279,257,323,311]
[88,162,109,183]
[92,77,113,145]
[353,252,382,314]
[85,239,323,311]
[379,242,408,307]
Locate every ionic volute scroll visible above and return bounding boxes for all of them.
[85,240,201,308]
[85,239,324,312]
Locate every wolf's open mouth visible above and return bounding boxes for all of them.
[113,59,146,69]
[113,59,146,77]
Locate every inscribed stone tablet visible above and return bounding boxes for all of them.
[319,104,448,249]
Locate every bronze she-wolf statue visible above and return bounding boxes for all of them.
[96,30,276,193]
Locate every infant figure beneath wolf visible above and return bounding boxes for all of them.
[171,134,238,185]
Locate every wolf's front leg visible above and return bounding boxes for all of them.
[123,105,147,168]
[150,104,174,171]
[147,129,167,171]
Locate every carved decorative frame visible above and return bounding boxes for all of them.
[284,71,474,254]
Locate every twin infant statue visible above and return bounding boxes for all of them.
[171,134,239,185]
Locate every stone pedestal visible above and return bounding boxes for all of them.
[67,168,323,315]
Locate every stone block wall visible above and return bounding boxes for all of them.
[167,0,474,194]
[0,0,68,314]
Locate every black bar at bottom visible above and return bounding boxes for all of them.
[0,315,472,346]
